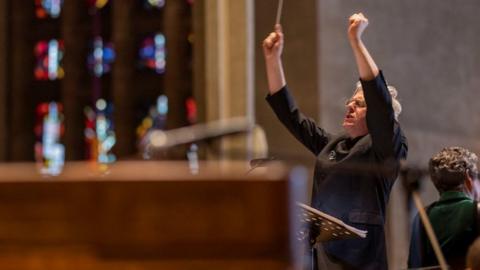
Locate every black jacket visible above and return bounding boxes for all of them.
[267,72,408,269]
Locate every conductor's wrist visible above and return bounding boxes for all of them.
[264,54,282,63]
[348,35,361,43]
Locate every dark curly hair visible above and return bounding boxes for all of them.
[429,146,478,193]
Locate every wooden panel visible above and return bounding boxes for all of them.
[0,161,305,270]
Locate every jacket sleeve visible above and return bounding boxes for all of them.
[361,71,408,161]
[266,86,330,155]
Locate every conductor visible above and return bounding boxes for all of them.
[262,13,408,269]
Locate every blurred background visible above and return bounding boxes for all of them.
[0,0,479,268]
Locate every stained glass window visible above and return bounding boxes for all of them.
[185,97,197,125]
[143,0,165,9]
[137,95,168,142]
[138,33,166,74]
[87,37,115,77]
[35,0,63,19]
[84,99,116,164]
[34,102,65,175]
[34,39,65,81]
[86,0,109,11]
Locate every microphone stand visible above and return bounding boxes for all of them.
[245,157,276,175]
[401,168,448,270]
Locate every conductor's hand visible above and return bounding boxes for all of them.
[263,24,284,60]
[348,13,369,41]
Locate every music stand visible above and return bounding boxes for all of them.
[297,203,367,242]
[296,203,367,270]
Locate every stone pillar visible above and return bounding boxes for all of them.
[62,1,89,160]
[201,0,255,160]
[111,1,136,158]
[10,2,34,160]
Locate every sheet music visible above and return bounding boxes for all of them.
[297,202,367,242]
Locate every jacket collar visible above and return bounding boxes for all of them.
[437,191,472,205]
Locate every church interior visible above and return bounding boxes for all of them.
[0,0,479,269]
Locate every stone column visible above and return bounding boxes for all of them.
[201,0,255,160]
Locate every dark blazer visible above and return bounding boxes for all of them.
[267,72,408,269]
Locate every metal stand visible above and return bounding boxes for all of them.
[311,245,318,270]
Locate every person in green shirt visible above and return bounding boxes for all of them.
[408,146,480,270]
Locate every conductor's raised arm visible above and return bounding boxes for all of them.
[263,24,287,95]
[348,13,379,81]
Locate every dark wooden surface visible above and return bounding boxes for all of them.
[0,161,305,270]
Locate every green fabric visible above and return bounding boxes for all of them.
[426,191,477,267]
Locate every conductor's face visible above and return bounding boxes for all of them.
[342,90,368,138]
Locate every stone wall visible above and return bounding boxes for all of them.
[256,0,480,268]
